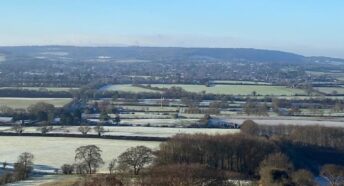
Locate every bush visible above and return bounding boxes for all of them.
[141,163,233,186]
[240,120,259,136]
[0,172,14,185]
[77,175,123,186]
[292,169,315,186]
[61,164,74,174]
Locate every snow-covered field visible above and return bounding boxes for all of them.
[0,126,239,137]
[229,117,344,127]
[104,126,239,137]
[6,175,77,186]
[0,136,160,172]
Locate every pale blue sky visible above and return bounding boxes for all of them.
[0,0,343,57]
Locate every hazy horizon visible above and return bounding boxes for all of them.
[1,0,343,58]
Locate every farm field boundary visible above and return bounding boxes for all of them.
[0,132,168,141]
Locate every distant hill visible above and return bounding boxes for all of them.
[0,46,342,64]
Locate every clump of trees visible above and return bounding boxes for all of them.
[61,164,74,174]
[0,152,35,185]
[243,100,269,116]
[140,163,230,186]
[259,152,315,186]
[74,174,123,186]
[27,102,56,123]
[240,120,344,151]
[238,120,344,185]
[156,133,278,177]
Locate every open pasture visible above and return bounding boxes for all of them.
[0,126,239,138]
[99,84,159,93]
[315,87,344,95]
[0,136,160,171]
[0,97,72,109]
[212,80,271,85]
[149,84,305,96]
[0,87,78,92]
[100,84,306,96]
[0,55,5,62]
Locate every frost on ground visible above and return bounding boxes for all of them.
[0,136,160,172]
[229,116,344,127]
[6,175,68,186]
[0,126,239,137]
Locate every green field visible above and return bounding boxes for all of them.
[315,87,344,94]
[0,98,73,109]
[212,80,271,85]
[101,84,305,96]
[100,84,160,93]
[0,87,79,92]
[150,84,305,96]
[0,55,5,62]
[306,71,344,82]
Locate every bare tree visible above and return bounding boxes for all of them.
[15,152,34,179]
[321,164,344,186]
[117,146,153,175]
[11,124,24,134]
[114,114,121,125]
[108,159,117,174]
[78,125,91,135]
[37,123,53,134]
[2,161,8,170]
[75,145,104,174]
[94,124,105,137]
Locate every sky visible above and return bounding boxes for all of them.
[0,0,343,57]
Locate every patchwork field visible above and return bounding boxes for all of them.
[306,71,344,82]
[0,98,73,109]
[101,84,306,96]
[212,80,271,85]
[315,87,344,94]
[0,136,160,171]
[0,126,239,137]
[0,87,79,92]
[0,55,5,62]
[150,84,305,96]
[99,84,159,93]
